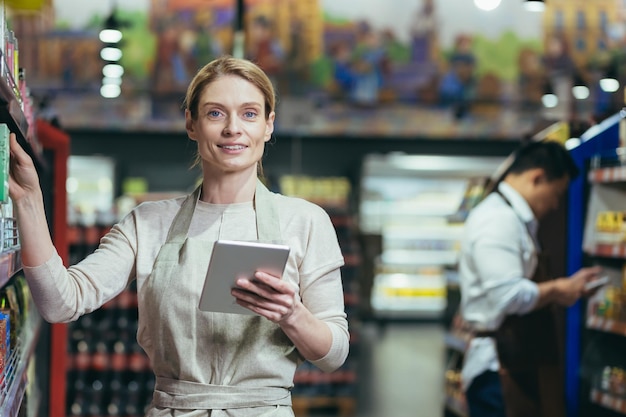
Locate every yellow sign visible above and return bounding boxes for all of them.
[532,121,570,145]
[7,0,46,12]
[383,288,446,297]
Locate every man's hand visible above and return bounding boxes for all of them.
[553,266,603,307]
[536,266,603,309]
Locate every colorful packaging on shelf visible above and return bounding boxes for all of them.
[0,284,19,350]
[0,123,9,204]
[0,309,9,377]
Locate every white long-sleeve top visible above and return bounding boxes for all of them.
[458,182,540,390]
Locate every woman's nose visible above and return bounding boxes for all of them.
[223,117,241,136]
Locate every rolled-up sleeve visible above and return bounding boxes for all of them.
[466,208,539,321]
[23,217,137,323]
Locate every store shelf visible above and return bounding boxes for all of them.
[0,64,42,172]
[586,243,626,259]
[0,305,42,417]
[292,395,356,417]
[589,166,626,184]
[0,249,21,289]
[587,314,626,337]
[590,388,626,415]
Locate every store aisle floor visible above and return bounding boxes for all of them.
[354,321,446,417]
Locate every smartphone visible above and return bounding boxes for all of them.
[584,275,610,292]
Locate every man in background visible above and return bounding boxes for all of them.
[459,140,602,417]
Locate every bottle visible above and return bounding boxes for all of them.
[123,375,141,416]
[87,375,106,416]
[67,392,87,416]
[66,368,87,411]
[601,366,611,391]
[105,391,125,416]
[110,330,129,372]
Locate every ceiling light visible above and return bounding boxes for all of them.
[100,84,121,99]
[541,80,558,108]
[600,63,620,93]
[99,29,122,44]
[100,47,122,62]
[102,64,124,78]
[572,72,589,100]
[600,78,619,93]
[524,0,545,12]
[474,0,502,11]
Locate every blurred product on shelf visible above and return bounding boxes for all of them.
[279,175,352,209]
[595,210,626,244]
[0,273,40,417]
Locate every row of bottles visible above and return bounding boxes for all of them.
[67,369,154,417]
[66,281,155,417]
[292,361,357,398]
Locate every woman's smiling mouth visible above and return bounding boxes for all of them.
[218,144,247,150]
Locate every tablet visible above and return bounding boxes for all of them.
[198,240,291,315]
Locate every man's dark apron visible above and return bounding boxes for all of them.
[491,191,565,417]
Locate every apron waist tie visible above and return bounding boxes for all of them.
[153,376,292,410]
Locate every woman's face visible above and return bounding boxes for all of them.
[186,75,275,176]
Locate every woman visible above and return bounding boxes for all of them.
[10,56,349,416]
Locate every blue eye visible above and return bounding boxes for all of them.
[244,111,257,118]
[208,110,222,117]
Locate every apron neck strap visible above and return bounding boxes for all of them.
[254,179,282,242]
[165,179,282,244]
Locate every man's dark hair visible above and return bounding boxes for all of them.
[506,140,579,181]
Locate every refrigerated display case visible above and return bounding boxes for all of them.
[359,153,504,320]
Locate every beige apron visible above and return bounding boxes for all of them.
[141,180,297,417]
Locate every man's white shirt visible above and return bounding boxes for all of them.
[458,182,541,391]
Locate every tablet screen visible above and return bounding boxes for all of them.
[198,240,291,315]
